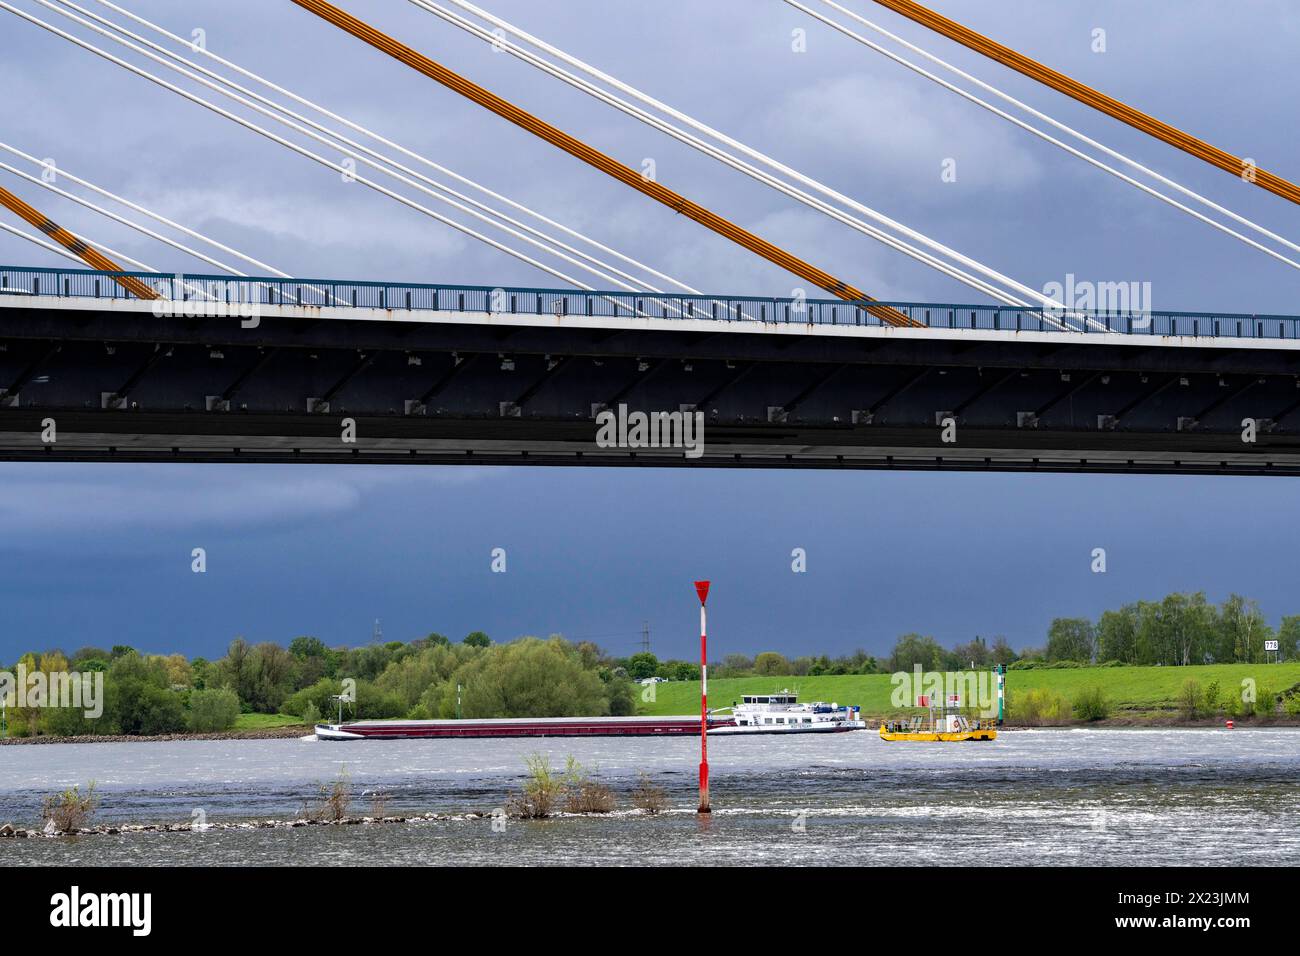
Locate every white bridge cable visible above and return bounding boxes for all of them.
[51,0,708,318]
[1,219,152,271]
[0,1,603,296]
[415,0,1072,330]
[788,0,1300,274]
[0,159,283,302]
[25,0,656,298]
[0,141,332,303]
[0,140,289,277]
[813,0,1300,263]
[423,0,1096,328]
[0,218,226,301]
[0,157,250,275]
[421,3,1113,331]
[415,0,1031,312]
[87,0,700,297]
[53,0,689,298]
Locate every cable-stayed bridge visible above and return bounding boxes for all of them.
[3,265,1299,474]
[2,0,1299,474]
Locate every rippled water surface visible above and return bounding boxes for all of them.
[2,728,1296,865]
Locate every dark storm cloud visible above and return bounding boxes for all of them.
[1,0,1296,308]
[1,2,1298,660]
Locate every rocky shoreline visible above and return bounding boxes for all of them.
[0,811,488,839]
[0,726,311,746]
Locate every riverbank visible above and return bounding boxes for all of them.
[638,662,1300,725]
[0,725,310,745]
[6,714,1298,745]
[4,662,1298,744]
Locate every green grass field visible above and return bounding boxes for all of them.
[635,663,1300,718]
[234,713,306,730]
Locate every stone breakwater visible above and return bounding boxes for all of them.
[0,812,488,839]
[0,727,310,746]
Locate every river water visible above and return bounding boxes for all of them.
[1,728,1296,866]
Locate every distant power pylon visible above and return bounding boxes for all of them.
[372,618,383,644]
[640,621,651,655]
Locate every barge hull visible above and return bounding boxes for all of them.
[315,715,734,740]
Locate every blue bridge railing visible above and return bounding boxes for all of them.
[2,264,1298,341]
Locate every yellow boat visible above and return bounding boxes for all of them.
[879,694,998,742]
[878,723,997,742]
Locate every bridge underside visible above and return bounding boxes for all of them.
[3,302,1300,475]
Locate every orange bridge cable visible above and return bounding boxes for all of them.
[0,184,159,299]
[289,0,919,328]
[870,0,1300,207]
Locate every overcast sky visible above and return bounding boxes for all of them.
[2,1,1299,662]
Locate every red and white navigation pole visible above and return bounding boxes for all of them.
[694,580,711,814]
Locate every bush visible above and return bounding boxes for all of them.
[282,678,403,721]
[1179,679,1205,720]
[1254,690,1278,718]
[560,757,615,814]
[606,679,635,716]
[1013,660,1085,670]
[42,702,99,738]
[282,678,341,720]
[1072,686,1111,722]
[1008,688,1070,725]
[1203,680,1221,716]
[1223,692,1242,717]
[1283,694,1300,717]
[107,678,187,735]
[506,753,564,819]
[625,652,659,681]
[301,702,321,727]
[442,638,612,719]
[632,772,667,815]
[564,780,615,814]
[42,783,96,833]
[187,688,241,733]
[669,661,700,682]
[753,652,791,676]
[300,768,351,822]
[359,685,406,719]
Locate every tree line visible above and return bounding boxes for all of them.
[620,590,1297,682]
[1,632,634,738]
[1041,593,1295,666]
[883,592,1297,671]
[4,589,1293,738]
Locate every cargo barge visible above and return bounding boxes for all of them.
[714,692,864,734]
[314,714,735,740]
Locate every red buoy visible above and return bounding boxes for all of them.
[694,580,711,814]
[1225,719,1235,730]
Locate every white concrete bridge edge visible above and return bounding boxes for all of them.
[3,292,1299,353]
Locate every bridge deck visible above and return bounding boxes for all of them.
[4,264,1299,343]
[3,267,1300,475]
[7,291,1300,355]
